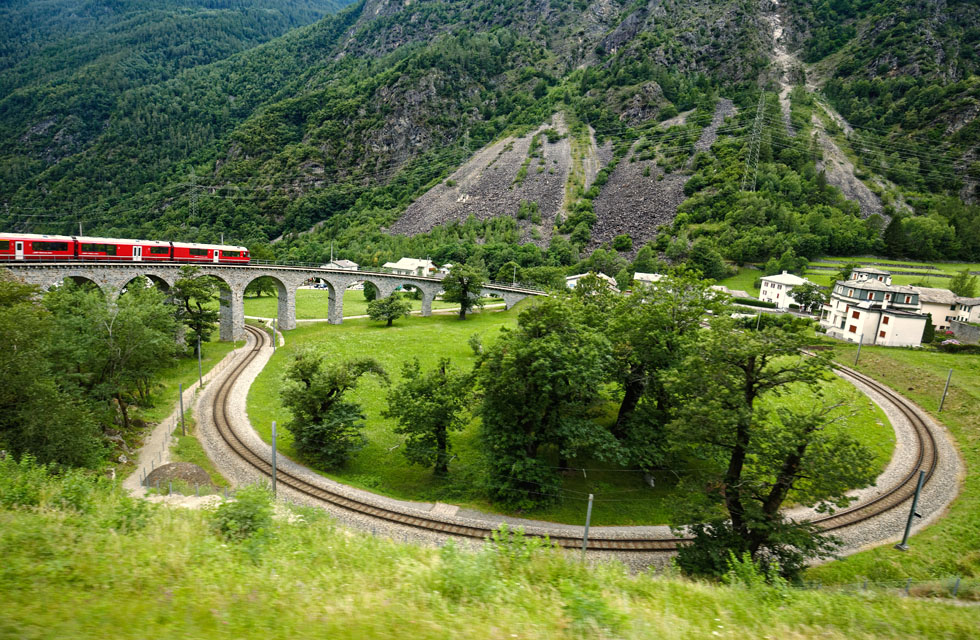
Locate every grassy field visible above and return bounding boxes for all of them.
[808,344,980,584]
[246,309,894,526]
[715,267,762,296]
[243,289,497,320]
[3,465,978,639]
[134,335,241,425]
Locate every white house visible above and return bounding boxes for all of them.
[954,297,980,324]
[321,259,359,271]
[910,286,960,332]
[566,272,619,291]
[758,271,811,309]
[820,276,927,346]
[383,257,437,276]
[632,272,664,286]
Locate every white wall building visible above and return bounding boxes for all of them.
[632,272,663,286]
[911,286,960,332]
[383,257,437,276]
[820,277,927,346]
[321,259,359,271]
[566,272,619,291]
[954,297,980,324]
[758,271,811,309]
[850,267,892,285]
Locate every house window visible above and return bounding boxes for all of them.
[905,296,911,303]
[848,289,854,297]
[851,311,860,319]
[848,325,857,333]
[867,292,874,300]
[885,294,891,301]
[880,330,886,338]
[883,316,889,325]
[878,276,884,281]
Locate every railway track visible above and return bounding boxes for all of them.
[212,325,939,552]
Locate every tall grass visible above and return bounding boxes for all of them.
[1,458,977,639]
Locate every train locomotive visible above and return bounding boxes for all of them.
[0,233,249,264]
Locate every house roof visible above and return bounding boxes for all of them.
[711,285,752,299]
[327,259,358,268]
[760,271,809,286]
[383,257,436,271]
[633,272,664,283]
[957,297,980,306]
[840,279,917,294]
[853,267,891,275]
[911,286,958,305]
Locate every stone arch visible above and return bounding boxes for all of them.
[243,272,296,332]
[118,273,172,296]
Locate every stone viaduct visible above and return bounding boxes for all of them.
[3,263,544,341]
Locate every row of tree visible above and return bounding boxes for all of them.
[278,272,875,579]
[0,266,224,467]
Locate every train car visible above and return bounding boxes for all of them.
[75,236,173,261]
[0,233,75,261]
[171,241,249,264]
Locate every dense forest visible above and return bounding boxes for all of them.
[1,0,978,265]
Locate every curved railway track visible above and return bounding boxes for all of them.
[213,325,939,551]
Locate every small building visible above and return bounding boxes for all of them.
[758,271,811,309]
[911,286,959,332]
[566,272,619,291]
[712,285,753,300]
[632,272,664,287]
[321,259,359,271]
[954,297,980,324]
[383,257,437,276]
[820,277,927,346]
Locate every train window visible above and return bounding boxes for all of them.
[81,243,117,255]
[0,241,9,250]
[36,241,69,251]
[149,246,170,255]
[188,248,208,256]
[223,251,241,257]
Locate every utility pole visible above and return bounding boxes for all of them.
[582,494,594,556]
[179,383,186,436]
[939,368,953,412]
[895,470,926,551]
[271,421,278,498]
[79,221,83,236]
[197,335,203,388]
[741,93,766,192]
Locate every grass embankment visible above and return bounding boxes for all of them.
[243,289,497,320]
[716,267,762,296]
[169,409,230,489]
[809,345,980,584]
[1,465,978,639]
[247,310,893,526]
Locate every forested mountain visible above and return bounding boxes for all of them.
[1,0,978,269]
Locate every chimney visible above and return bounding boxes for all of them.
[782,270,788,275]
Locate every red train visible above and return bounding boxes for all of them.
[0,233,249,264]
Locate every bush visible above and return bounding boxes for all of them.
[734,298,778,309]
[209,484,273,542]
[612,234,633,252]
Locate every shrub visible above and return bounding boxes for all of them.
[209,484,273,542]
[734,298,778,309]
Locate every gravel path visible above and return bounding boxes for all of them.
[188,329,961,570]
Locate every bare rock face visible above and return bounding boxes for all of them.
[390,116,579,245]
[590,98,736,250]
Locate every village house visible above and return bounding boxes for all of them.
[954,297,980,324]
[382,257,437,276]
[321,259,359,271]
[910,286,960,332]
[565,272,619,291]
[758,271,812,309]
[820,271,927,346]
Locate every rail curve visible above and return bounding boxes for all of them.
[211,325,943,551]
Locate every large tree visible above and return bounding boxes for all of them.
[789,281,827,313]
[383,358,471,475]
[948,268,978,297]
[476,297,620,508]
[171,266,220,349]
[367,294,412,327]
[605,273,726,458]
[668,318,877,579]
[441,263,485,320]
[44,277,176,431]
[0,275,104,467]
[280,349,387,469]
